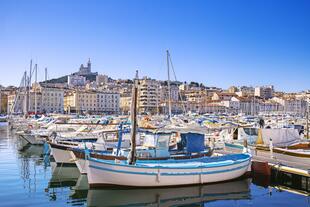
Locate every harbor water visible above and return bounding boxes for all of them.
[0,123,309,207]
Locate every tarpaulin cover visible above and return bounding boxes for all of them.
[185,133,205,153]
[261,128,300,147]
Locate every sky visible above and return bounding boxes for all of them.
[0,0,309,92]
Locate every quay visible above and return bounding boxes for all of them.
[216,149,310,178]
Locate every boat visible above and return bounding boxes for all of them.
[255,144,310,166]
[86,153,251,187]
[222,127,310,167]
[0,115,8,123]
[48,128,133,165]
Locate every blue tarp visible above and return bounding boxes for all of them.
[180,133,205,153]
[187,133,205,153]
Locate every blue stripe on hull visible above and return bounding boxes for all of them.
[89,161,250,176]
[89,154,251,170]
[224,143,244,150]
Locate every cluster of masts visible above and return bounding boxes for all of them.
[10,60,48,116]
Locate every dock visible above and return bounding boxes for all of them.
[216,149,310,178]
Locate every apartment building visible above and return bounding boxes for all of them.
[138,77,160,114]
[40,86,64,113]
[120,93,131,114]
[255,86,274,99]
[259,100,283,114]
[0,91,8,114]
[7,85,63,114]
[273,97,308,115]
[64,90,120,114]
[212,92,236,101]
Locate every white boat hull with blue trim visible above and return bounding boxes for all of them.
[87,153,251,187]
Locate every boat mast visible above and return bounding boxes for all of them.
[156,83,159,115]
[166,50,172,119]
[23,71,28,116]
[128,70,139,165]
[34,64,38,115]
[306,106,309,139]
[28,60,33,112]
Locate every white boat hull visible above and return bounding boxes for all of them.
[19,134,45,145]
[225,142,310,167]
[87,154,251,187]
[254,149,310,167]
[70,151,88,174]
[50,146,75,164]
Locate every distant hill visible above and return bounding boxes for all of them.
[43,73,97,84]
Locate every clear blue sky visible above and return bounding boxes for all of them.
[1,0,309,92]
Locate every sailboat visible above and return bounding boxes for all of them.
[86,71,251,187]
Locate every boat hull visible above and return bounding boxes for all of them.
[50,143,75,164]
[19,134,45,145]
[70,151,88,174]
[87,154,251,187]
[225,142,310,167]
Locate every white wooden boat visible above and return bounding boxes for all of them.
[255,144,310,166]
[48,131,133,165]
[86,153,251,187]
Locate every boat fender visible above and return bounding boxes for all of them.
[269,138,274,159]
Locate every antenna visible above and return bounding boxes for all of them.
[34,64,38,115]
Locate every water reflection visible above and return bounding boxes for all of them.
[18,143,46,195]
[253,169,310,197]
[45,164,252,207]
[87,179,251,207]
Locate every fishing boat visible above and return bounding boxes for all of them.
[86,71,251,187]
[48,127,133,165]
[87,153,251,187]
